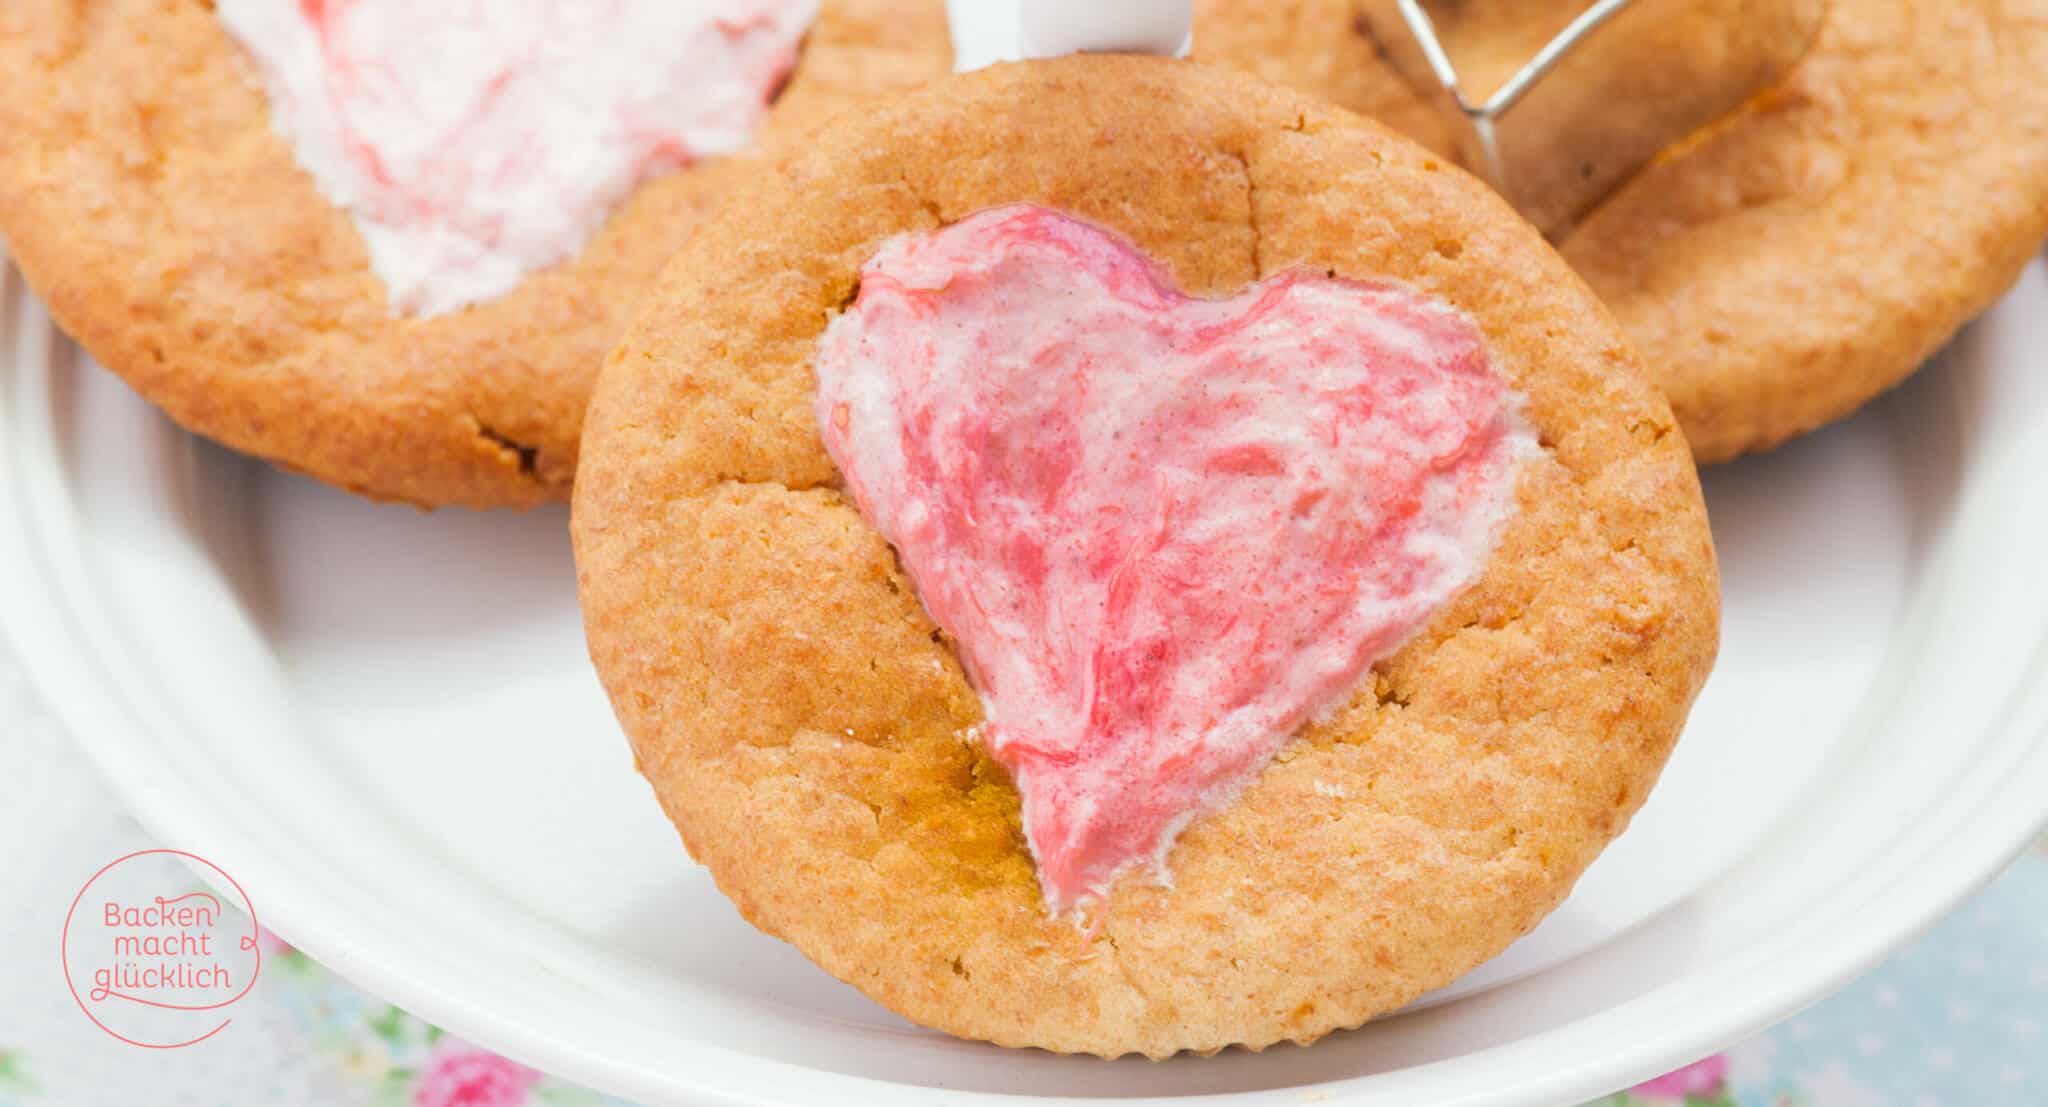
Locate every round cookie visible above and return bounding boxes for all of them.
[573,57,1719,1056]
[1198,0,2048,462]
[0,0,951,508]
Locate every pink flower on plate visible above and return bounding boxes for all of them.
[255,924,294,955]
[413,1042,541,1107]
[1630,1054,1730,1100]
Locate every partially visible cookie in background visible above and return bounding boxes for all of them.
[1561,0,2048,460]
[0,0,951,508]
[1200,0,2048,462]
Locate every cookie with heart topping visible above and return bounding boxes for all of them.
[1198,0,2048,462]
[574,56,1719,1057]
[0,0,950,508]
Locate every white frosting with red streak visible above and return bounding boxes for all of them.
[814,205,1534,912]
[217,0,815,317]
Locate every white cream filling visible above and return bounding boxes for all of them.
[218,0,816,317]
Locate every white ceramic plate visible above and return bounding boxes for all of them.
[6,232,2048,1107]
[8,249,2048,1105]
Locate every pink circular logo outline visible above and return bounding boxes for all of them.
[61,848,264,1049]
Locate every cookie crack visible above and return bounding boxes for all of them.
[831,275,862,314]
[1230,149,1265,275]
[468,415,541,479]
[895,172,946,227]
[1097,932,1157,1012]
[1349,8,1394,65]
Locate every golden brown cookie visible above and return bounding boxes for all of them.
[0,0,951,508]
[1199,0,2048,462]
[574,56,1719,1057]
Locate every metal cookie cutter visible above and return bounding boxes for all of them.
[1358,0,1828,235]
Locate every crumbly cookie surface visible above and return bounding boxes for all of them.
[0,0,950,508]
[574,57,1719,1057]
[1200,0,2048,462]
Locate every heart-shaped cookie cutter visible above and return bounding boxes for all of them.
[1358,0,1828,234]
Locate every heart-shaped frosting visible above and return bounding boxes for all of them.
[815,205,1532,911]
[217,0,815,316]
